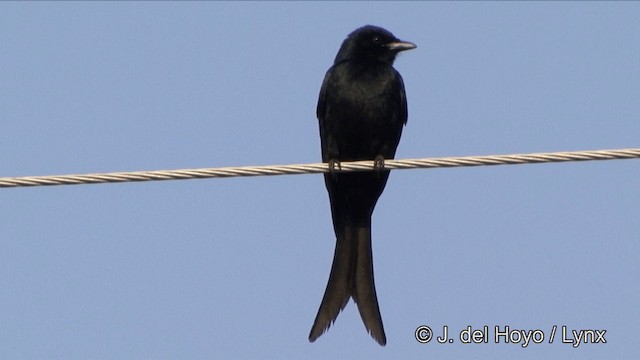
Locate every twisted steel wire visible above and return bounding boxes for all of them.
[1,148,639,188]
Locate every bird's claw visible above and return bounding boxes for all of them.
[374,155,386,170]
[328,159,342,179]
[328,159,342,172]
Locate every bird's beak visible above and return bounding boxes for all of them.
[387,40,417,52]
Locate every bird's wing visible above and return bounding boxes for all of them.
[317,66,335,162]
[396,69,409,126]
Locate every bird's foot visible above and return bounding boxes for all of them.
[374,155,386,170]
[328,159,341,179]
[374,156,386,178]
[328,159,342,172]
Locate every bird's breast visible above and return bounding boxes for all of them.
[322,66,402,160]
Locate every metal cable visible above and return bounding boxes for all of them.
[1,148,639,188]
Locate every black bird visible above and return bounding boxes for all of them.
[309,25,416,346]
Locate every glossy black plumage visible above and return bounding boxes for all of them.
[309,25,415,346]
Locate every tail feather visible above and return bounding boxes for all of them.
[309,225,386,346]
[352,226,386,345]
[308,229,355,342]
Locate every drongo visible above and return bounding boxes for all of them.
[309,25,416,346]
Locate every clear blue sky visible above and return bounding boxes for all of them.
[1,2,639,359]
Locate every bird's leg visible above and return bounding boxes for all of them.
[328,159,342,180]
[373,155,386,178]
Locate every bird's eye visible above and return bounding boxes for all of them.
[372,36,381,44]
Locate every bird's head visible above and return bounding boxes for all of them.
[334,25,416,65]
